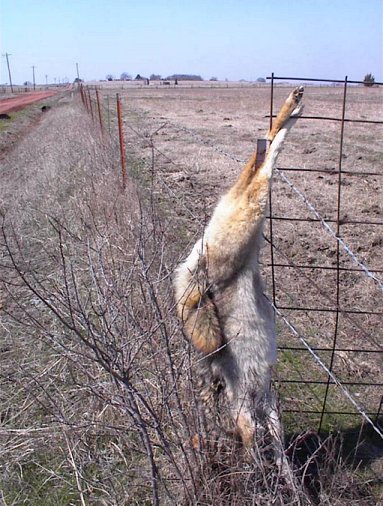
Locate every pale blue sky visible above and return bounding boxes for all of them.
[1,0,382,84]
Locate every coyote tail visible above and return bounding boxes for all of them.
[175,246,224,353]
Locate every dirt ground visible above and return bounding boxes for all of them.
[100,83,383,432]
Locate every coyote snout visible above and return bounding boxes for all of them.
[174,87,304,471]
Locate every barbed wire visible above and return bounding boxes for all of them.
[276,170,383,292]
[138,138,382,353]
[261,235,382,351]
[134,123,382,350]
[172,123,246,163]
[269,297,383,439]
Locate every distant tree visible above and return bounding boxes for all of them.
[256,77,266,83]
[23,81,32,86]
[165,74,203,81]
[74,77,83,84]
[363,73,375,87]
[209,76,218,81]
[106,74,114,81]
[120,72,131,81]
[150,74,162,81]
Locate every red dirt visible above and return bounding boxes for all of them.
[0,91,58,114]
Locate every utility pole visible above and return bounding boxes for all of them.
[32,65,36,90]
[76,62,80,80]
[2,53,14,93]
[45,74,48,86]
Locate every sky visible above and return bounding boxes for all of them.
[1,0,382,84]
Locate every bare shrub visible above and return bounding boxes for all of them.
[0,101,198,504]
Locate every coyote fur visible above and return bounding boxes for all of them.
[174,87,304,468]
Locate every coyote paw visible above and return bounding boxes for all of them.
[292,86,304,102]
[267,86,304,141]
[291,86,304,116]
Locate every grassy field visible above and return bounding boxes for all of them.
[0,84,382,504]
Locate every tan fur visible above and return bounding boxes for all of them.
[175,257,223,353]
[236,411,256,447]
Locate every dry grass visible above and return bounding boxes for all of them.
[0,92,66,157]
[0,88,381,504]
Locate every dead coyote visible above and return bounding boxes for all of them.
[174,87,304,469]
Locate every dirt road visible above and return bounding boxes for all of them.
[0,90,58,114]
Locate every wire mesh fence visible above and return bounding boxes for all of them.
[266,75,382,438]
[78,76,383,441]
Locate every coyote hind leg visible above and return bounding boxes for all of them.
[267,86,304,142]
[263,393,297,486]
[230,86,304,199]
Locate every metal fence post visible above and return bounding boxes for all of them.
[88,87,94,121]
[107,95,111,134]
[96,88,104,134]
[268,72,277,304]
[116,93,127,189]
